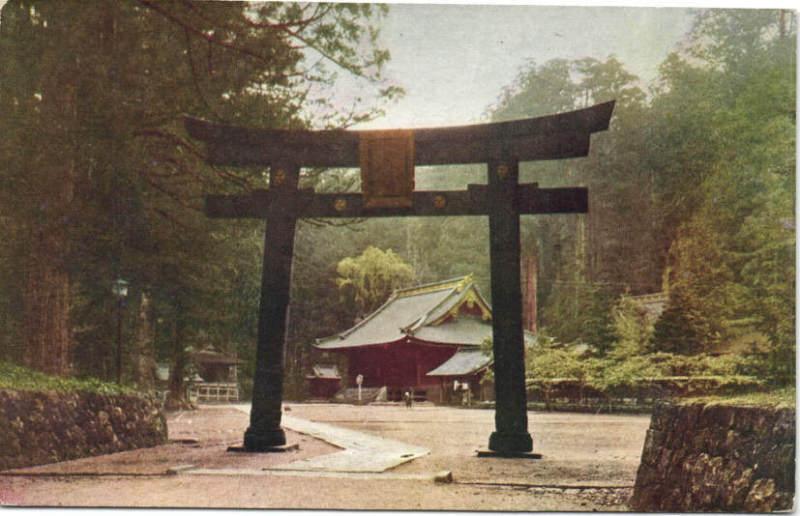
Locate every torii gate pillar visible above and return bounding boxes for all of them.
[487,158,532,452]
[243,161,299,450]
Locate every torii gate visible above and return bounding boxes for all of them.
[185,100,614,454]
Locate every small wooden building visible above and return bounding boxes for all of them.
[306,364,342,399]
[314,275,532,402]
[188,346,242,402]
[427,348,493,404]
[629,292,668,323]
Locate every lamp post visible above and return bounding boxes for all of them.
[112,278,129,384]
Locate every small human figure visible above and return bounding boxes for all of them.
[403,389,412,408]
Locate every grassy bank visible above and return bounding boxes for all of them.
[681,387,795,408]
[0,361,136,396]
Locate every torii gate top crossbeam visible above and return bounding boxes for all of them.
[184,101,614,168]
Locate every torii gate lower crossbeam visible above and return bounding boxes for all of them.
[185,100,614,454]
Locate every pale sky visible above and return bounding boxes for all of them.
[352,4,697,129]
[0,1,790,131]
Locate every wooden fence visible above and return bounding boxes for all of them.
[189,382,240,403]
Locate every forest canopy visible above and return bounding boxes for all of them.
[0,0,399,401]
[0,5,794,398]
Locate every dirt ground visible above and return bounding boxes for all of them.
[4,407,338,475]
[285,403,650,486]
[0,403,651,511]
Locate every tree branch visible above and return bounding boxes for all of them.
[183,26,224,121]
[136,0,292,78]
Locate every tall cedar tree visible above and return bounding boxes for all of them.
[0,1,397,383]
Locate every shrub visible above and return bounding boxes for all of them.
[0,361,136,395]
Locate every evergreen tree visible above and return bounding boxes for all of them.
[651,287,713,355]
[651,9,795,369]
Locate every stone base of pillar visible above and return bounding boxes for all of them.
[243,427,287,451]
[228,442,297,453]
[476,449,541,459]
[488,431,533,453]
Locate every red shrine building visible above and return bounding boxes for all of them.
[313,275,532,402]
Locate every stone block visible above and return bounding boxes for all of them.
[111,406,126,426]
[773,490,795,511]
[0,388,168,471]
[735,407,770,435]
[649,402,668,430]
[773,408,795,442]
[758,443,795,491]
[632,403,795,513]
[690,428,709,452]
[700,404,736,429]
[678,402,703,429]
[744,478,777,512]
[724,466,754,508]
[633,462,660,489]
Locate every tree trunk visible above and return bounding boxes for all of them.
[131,292,157,392]
[166,298,192,410]
[521,252,538,333]
[22,42,77,376]
[22,249,71,376]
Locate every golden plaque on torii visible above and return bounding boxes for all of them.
[358,129,416,209]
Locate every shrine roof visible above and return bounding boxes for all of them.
[426,349,492,377]
[314,275,492,350]
[413,316,492,346]
[629,292,668,322]
[191,347,242,365]
[307,364,341,380]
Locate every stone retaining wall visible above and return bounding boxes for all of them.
[630,401,795,512]
[0,389,167,471]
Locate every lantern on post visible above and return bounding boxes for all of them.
[356,374,364,401]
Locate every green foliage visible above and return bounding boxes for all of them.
[525,324,764,398]
[336,246,415,315]
[608,295,654,359]
[682,386,795,408]
[491,9,794,385]
[295,8,795,395]
[525,333,597,382]
[0,5,792,395]
[649,9,795,376]
[687,353,755,377]
[0,361,136,396]
[580,287,617,355]
[492,59,578,119]
[0,1,397,385]
[651,287,715,355]
[479,337,494,384]
[543,283,616,353]
[403,213,491,295]
[491,53,661,352]
[591,355,668,393]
